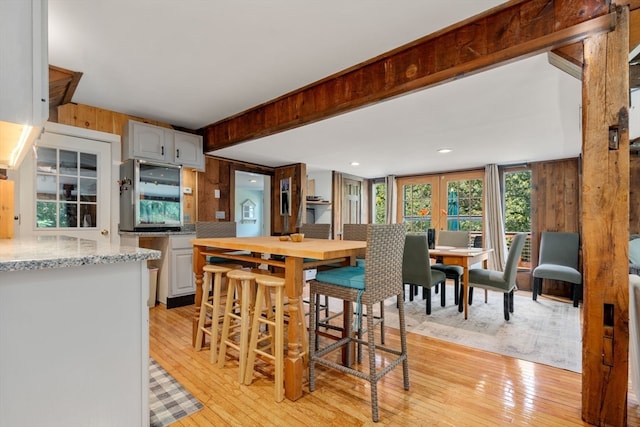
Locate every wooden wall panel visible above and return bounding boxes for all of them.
[273,164,305,235]
[55,103,193,222]
[196,156,230,222]
[530,157,581,298]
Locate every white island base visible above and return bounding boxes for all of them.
[0,261,150,426]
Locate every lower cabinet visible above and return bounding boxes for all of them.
[126,233,196,308]
[170,247,194,298]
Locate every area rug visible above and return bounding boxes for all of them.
[149,358,203,427]
[380,288,582,373]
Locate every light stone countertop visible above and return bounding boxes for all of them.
[0,235,161,272]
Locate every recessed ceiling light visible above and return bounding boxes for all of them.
[437,148,452,154]
[350,161,360,166]
[249,179,257,183]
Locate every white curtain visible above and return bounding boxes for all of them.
[385,175,397,224]
[484,164,507,270]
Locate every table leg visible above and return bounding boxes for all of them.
[192,245,205,347]
[342,300,355,367]
[284,256,304,401]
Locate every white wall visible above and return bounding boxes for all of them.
[235,187,264,237]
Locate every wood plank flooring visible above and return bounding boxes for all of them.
[149,302,640,426]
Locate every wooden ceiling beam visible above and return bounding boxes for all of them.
[201,0,613,152]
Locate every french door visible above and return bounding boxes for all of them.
[396,170,484,234]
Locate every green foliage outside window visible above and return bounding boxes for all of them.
[373,182,386,224]
[402,183,432,232]
[504,170,531,232]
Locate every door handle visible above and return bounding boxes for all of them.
[101,229,109,236]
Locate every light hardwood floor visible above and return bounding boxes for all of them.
[149,301,640,426]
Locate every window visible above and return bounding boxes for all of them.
[372,180,386,224]
[35,146,98,228]
[402,182,433,232]
[445,178,483,232]
[504,168,532,265]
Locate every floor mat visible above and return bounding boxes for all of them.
[149,358,203,427]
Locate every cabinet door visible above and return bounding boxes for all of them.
[171,249,194,297]
[129,121,171,162]
[0,0,48,125]
[174,130,204,170]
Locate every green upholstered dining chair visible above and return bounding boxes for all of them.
[403,233,447,314]
[431,230,471,305]
[461,232,527,321]
[532,231,582,307]
[308,223,409,423]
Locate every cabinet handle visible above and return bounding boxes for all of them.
[161,146,164,156]
[176,149,180,158]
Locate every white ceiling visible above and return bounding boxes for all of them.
[48,1,636,180]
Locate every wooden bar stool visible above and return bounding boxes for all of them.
[217,269,257,383]
[195,264,233,364]
[244,274,285,402]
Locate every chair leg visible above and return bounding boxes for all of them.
[425,287,432,315]
[532,277,541,301]
[453,276,459,306]
[440,280,446,307]
[573,284,580,307]
[379,301,385,345]
[468,287,474,305]
[503,292,510,321]
[509,290,514,313]
[308,289,317,392]
[458,284,464,313]
[365,302,380,423]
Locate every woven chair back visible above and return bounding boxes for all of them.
[343,224,368,241]
[362,223,407,303]
[300,223,331,239]
[195,221,237,238]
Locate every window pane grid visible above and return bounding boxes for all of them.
[35,147,98,229]
[402,183,432,232]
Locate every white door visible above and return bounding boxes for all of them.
[18,124,117,241]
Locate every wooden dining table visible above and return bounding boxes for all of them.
[429,246,493,319]
[191,235,366,401]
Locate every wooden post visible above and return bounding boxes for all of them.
[581,6,630,426]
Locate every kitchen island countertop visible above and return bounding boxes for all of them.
[0,235,160,272]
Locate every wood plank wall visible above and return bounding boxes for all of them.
[55,103,309,230]
[57,103,197,224]
[273,163,305,235]
[530,158,581,297]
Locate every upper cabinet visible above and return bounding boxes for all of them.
[173,130,204,169]
[122,120,204,171]
[0,0,48,169]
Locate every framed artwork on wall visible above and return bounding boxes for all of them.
[280,177,291,216]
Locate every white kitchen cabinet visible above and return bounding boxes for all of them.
[123,120,204,170]
[174,129,204,170]
[0,0,48,169]
[171,248,194,297]
[0,0,48,125]
[122,120,173,162]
